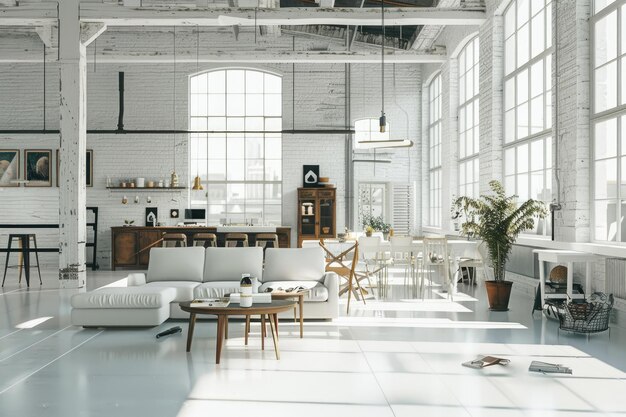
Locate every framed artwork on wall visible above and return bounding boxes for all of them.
[24,149,52,187]
[56,149,94,187]
[0,150,19,187]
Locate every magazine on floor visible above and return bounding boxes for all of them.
[462,355,511,369]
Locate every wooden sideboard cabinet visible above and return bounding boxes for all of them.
[111,226,291,270]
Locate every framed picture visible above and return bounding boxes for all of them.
[24,149,52,187]
[56,149,94,187]
[0,150,19,187]
[303,165,319,188]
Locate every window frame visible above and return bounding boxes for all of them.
[457,36,481,200]
[188,68,283,225]
[427,72,443,228]
[502,0,554,238]
[591,0,626,243]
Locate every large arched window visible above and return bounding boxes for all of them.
[592,0,626,242]
[503,0,553,236]
[428,73,442,227]
[458,36,480,199]
[189,69,282,225]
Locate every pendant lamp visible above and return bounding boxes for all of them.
[191,26,204,191]
[357,0,414,150]
[170,26,179,188]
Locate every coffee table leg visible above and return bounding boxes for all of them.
[224,316,229,340]
[245,315,250,346]
[216,315,225,364]
[186,313,197,352]
[268,313,280,360]
[293,306,297,323]
[261,314,266,350]
[299,295,304,338]
[273,313,279,340]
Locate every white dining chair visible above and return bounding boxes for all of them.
[421,237,454,301]
[357,236,390,298]
[389,236,416,297]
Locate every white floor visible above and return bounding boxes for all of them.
[1,267,626,417]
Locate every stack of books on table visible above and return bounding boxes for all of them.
[229,293,272,304]
[190,298,230,308]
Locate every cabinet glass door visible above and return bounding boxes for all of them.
[300,199,316,236]
[319,198,334,237]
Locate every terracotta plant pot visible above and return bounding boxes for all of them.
[365,230,372,237]
[485,280,513,311]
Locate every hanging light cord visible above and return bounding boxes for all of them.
[381,0,385,117]
[173,26,177,173]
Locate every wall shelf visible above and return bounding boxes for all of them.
[106,186,186,191]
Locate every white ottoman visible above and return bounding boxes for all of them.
[71,287,177,327]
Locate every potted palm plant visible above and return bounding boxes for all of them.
[453,181,547,311]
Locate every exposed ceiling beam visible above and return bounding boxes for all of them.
[88,50,446,63]
[0,49,445,64]
[0,3,57,26]
[79,6,486,27]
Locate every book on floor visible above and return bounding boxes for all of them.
[529,361,572,374]
[462,355,511,369]
[190,298,231,308]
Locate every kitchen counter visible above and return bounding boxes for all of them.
[110,226,291,270]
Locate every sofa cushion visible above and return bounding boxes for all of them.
[194,281,242,298]
[203,247,263,282]
[144,281,199,302]
[147,247,205,283]
[259,281,329,302]
[71,287,176,309]
[263,247,325,282]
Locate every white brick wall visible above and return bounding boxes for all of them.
[0,29,421,268]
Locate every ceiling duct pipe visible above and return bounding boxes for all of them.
[117,71,125,132]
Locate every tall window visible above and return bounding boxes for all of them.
[503,0,553,236]
[592,1,626,241]
[458,36,480,198]
[428,74,442,227]
[189,69,282,225]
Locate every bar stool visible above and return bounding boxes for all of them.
[161,233,187,247]
[225,233,248,247]
[192,233,217,248]
[255,233,280,250]
[2,234,42,287]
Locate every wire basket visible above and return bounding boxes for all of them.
[549,293,614,334]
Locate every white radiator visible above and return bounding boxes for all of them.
[606,258,626,299]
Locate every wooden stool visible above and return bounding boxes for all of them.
[255,233,280,249]
[192,233,217,248]
[2,234,42,287]
[225,233,248,247]
[162,233,187,247]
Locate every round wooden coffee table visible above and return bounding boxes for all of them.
[179,300,296,364]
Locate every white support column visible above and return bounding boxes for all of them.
[58,0,87,288]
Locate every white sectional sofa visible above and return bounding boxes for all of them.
[71,246,339,326]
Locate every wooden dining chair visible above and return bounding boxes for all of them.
[319,239,363,314]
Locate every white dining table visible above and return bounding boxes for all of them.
[307,238,483,288]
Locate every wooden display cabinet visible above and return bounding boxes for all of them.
[297,187,336,247]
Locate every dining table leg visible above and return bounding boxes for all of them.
[186,312,197,352]
[299,294,304,338]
